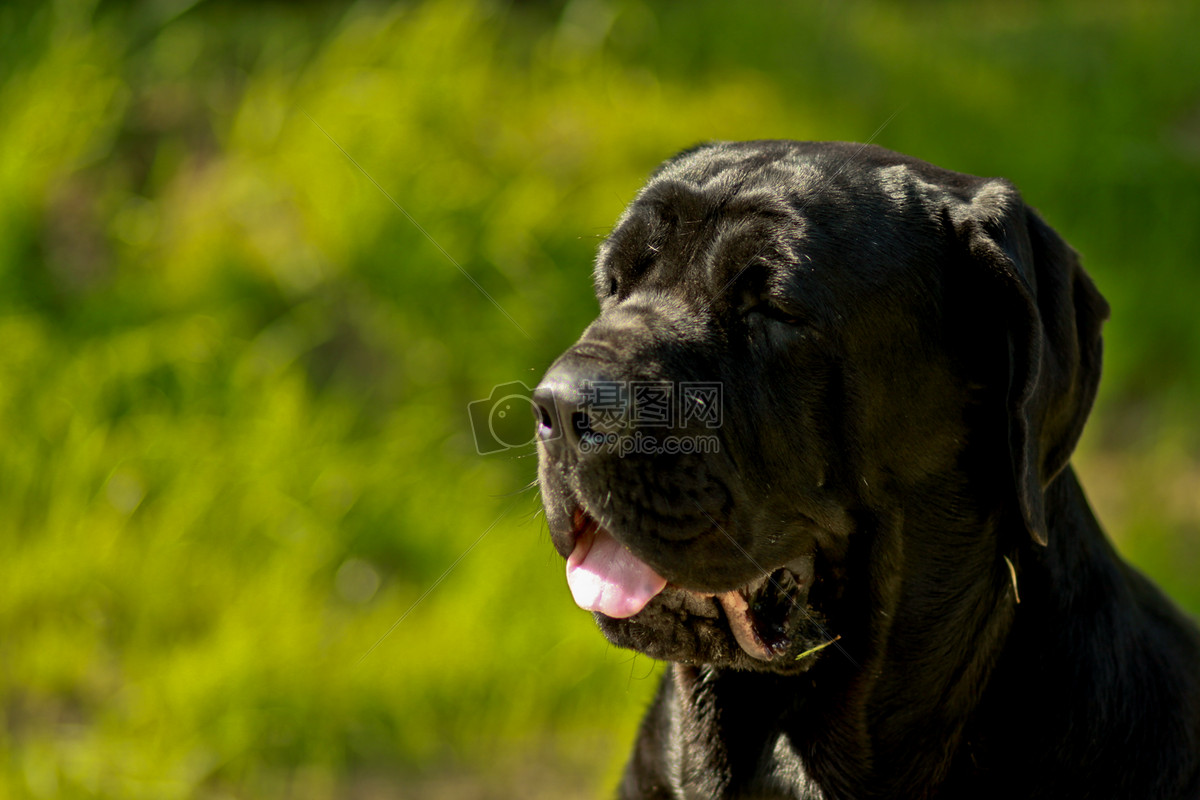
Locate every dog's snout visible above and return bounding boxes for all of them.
[532,367,596,460]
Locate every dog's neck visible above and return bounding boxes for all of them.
[798,463,1023,799]
[942,466,1197,797]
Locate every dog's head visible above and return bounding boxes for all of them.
[535,141,1108,673]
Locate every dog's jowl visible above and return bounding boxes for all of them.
[534,141,1200,800]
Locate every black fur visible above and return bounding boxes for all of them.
[534,141,1200,799]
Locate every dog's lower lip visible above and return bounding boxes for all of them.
[715,586,777,660]
[657,565,810,662]
[710,568,805,661]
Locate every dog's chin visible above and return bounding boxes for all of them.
[592,560,836,674]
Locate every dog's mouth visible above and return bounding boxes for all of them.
[565,508,816,662]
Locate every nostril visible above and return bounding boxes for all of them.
[534,400,554,433]
[532,374,603,455]
[531,394,558,441]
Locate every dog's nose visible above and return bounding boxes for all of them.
[532,367,597,460]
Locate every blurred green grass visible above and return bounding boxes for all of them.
[1,0,1198,797]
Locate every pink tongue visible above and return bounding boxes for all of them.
[566,525,667,619]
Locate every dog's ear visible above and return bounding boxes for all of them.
[952,180,1109,546]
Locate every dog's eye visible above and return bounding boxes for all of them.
[745,303,802,326]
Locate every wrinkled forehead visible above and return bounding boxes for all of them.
[596,157,950,318]
[599,176,805,277]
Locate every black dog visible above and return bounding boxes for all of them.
[533,141,1200,799]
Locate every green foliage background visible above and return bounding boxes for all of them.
[1,0,1198,797]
